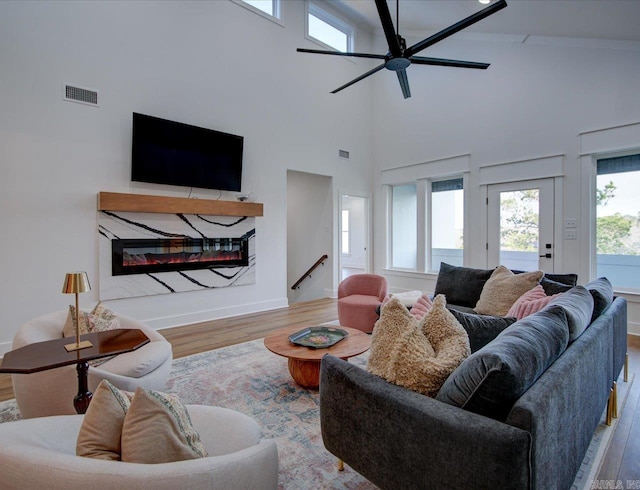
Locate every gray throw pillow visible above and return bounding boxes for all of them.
[434,263,494,308]
[436,305,570,421]
[540,277,573,296]
[584,277,614,322]
[546,285,594,342]
[449,309,516,353]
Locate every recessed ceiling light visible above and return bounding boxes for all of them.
[479,0,491,4]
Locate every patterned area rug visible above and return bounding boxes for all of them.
[0,339,632,489]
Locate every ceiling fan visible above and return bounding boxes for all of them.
[297,0,508,99]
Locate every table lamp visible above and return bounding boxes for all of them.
[62,272,93,352]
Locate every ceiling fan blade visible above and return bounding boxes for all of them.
[374,0,402,57]
[405,0,507,57]
[396,69,411,99]
[297,48,386,60]
[331,63,386,94]
[410,56,490,69]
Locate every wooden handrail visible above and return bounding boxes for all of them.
[291,255,328,290]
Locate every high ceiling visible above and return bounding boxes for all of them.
[336,0,640,42]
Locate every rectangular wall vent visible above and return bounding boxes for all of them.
[63,84,99,107]
[338,149,350,160]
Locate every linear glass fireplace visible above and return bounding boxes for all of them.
[112,237,249,276]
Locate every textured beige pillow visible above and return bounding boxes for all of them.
[368,296,468,397]
[474,266,543,316]
[417,294,471,396]
[76,380,132,460]
[63,301,121,338]
[121,387,208,464]
[368,298,434,383]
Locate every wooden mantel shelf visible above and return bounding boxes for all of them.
[98,192,263,217]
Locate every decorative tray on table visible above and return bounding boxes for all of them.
[288,327,349,349]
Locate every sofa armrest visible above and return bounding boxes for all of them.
[320,355,531,490]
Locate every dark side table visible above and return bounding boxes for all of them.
[0,329,149,414]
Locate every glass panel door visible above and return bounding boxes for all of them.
[487,179,555,271]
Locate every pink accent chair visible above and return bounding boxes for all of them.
[338,274,388,333]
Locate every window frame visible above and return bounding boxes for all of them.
[305,1,355,53]
[386,175,466,274]
[594,150,640,292]
[341,209,351,256]
[231,0,284,27]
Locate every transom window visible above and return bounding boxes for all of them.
[307,2,354,52]
[234,0,281,21]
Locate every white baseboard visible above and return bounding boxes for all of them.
[147,298,289,331]
[628,321,640,337]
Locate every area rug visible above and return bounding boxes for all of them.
[0,339,633,490]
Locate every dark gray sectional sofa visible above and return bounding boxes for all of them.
[319,273,627,490]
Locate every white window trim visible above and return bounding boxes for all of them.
[305,1,355,53]
[580,121,640,289]
[230,0,284,27]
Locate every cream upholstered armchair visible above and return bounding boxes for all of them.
[0,405,279,490]
[11,310,173,418]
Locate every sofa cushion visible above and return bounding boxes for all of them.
[546,285,594,342]
[449,309,516,353]
[76,380,132,460]
[436,305,570,421]
[506,285,557,320]
[368,298,435,388]
[474,266,543,316]
[434,263,494,308]
[584,277,614,321]
[367,297,469,397]
[410,293,433,321]
[540,277,574,296]
[121,387,208,463]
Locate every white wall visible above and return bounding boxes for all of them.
[287,170,333,304]
[0,0,374,353]
[368,32,640,332]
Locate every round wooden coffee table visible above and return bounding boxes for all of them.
[264,326,371,389]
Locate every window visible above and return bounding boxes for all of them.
[596,153,640,289]
[234,0,281,22]
[307,3,354,52]
[391,183,417,269]
[388,177,465,273]
[429,178,464,272]
[341,209,350,255]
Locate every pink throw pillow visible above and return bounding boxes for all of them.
[507,284,559,320]
[410,294,433,321]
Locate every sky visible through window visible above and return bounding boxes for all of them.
[244,0,273,16]
[309,13,348,52]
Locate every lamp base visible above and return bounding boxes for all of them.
[64,340,93,352]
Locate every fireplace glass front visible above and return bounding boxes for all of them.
[112,237,249,276]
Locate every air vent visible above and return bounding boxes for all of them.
[338,149,350,160]
[63,84,99,107]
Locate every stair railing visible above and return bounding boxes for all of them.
[291,254,329,290]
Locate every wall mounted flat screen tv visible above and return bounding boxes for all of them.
[131,112,243,192]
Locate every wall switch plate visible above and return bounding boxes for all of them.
[565,230,577,240]
[565,218,577,228]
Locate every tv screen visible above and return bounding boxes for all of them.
[131,113,243,192]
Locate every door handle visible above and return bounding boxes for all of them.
[539,253,552,258]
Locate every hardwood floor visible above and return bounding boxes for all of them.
[0,297,637,482]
